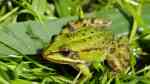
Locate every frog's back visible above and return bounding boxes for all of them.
[62,27,113,51]
[44,27,113,56]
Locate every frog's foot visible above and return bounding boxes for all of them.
[73,64,92,84]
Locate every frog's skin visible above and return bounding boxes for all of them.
[62,18,112,33]
[43,23,129,84]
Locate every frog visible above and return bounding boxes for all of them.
[42,18,130,84]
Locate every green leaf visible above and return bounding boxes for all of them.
[0,16,78,55]
[11,79,33,84]
[31,0,52,20]
[142,3,150,29]
[54,0,88,17]
[138,3,150,51]
[54,0,72,17]
[32,0,47,14]
[94,8,130,34]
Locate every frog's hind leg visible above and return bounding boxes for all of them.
[73,64,92,84]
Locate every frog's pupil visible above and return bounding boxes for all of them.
[60,50,70,56]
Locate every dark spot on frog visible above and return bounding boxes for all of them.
[68,25,76,32]
[102,41,105,44]
[83,23,87,27]
[90,31,94,34]
[88,36,92,39]
[81,32,85,36]
[81,48,102,52]
[107,60,121,71]
[91,18,95,23]
[83,39,86,42]
[118,44,124,47]
[65,34,70,38]
[50,34,58,43]
[110,48,116,54]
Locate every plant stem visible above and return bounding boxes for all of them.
[0,7,19,22]
[129,17,138,43]
[129,0,143,43]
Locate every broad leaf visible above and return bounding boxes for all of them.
[94,8,130,34]
[142,3,150,29]
[11,79,33,84]
[0,16,78,55]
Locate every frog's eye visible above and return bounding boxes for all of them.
[59,49,79,59]
[59,48,79,58]
[60,50,71,57]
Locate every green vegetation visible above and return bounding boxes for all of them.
[0,0,150,84]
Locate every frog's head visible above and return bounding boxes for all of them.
[43,52,85,65]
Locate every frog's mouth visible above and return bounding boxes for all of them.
[45,54,85,64]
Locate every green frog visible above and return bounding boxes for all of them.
[43,19,130,84]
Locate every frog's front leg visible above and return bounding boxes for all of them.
[73,63,92,84]
[44,53,92,84]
